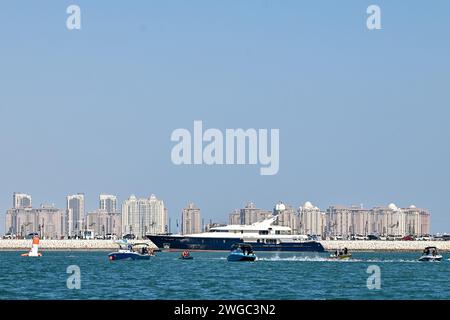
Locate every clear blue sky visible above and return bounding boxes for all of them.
[0,1,449,234]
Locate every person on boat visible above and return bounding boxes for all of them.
[182,250,190,258]
[343,248,348,255]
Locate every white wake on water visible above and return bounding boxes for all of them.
[207,255,428,263]
[257,255,421,263]
[258,255,355,262]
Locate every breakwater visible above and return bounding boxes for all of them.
[0,239,157,251]
[1,239,449,251]
[320,240,450,252]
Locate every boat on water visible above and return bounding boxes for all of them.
[179,250,194,260]
[108,241,155,261]
[147,216,325,252]
[329,248,352,260]
[227,244,257,262]
[21,236,42,257]
[329,254,352,260]
[418,247,443,262]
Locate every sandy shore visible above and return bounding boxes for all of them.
[1,239,449,252]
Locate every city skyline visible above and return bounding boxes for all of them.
[1,1,449,235]
[2,191,436,237]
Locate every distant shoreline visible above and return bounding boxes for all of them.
[320,240,450,252]
[0,239,157,251]
[1,239,449,252]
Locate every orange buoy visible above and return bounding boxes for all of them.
[21,236,42,257]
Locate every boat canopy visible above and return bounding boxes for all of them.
[131,243,151,247]
[115,240,151,249]
[231,243,253,251]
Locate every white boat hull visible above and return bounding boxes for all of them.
[418,255,442,262]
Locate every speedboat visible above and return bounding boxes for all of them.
[329,248,352,260]
[108,241,154,261]
[179,250,194,260]
[227,244,257,262]
[418,247,442,262]
[329,253,352,260]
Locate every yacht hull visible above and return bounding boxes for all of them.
[147,235,325,252]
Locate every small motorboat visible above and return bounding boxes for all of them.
[418,247,442,262]
[227,244,257,262]
[329,248,352,260]
[179,250,194,260]
[329,254,352,260]
[108,241,154,261]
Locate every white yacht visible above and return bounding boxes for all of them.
[147,216,325,252]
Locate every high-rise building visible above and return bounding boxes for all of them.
[274,202,299,233]
[99,194,118,213]
[181,203,201,235]
[229,209,241,225]
[326,205,364,238]
[386,204,430,236]
[298,201,325,236]
[67,193,85,237]
[325,203,431,238]
[86,209,121,238]
[13,192,32,209]
[5,207,33,237]
[121,194,167,239]
[240,202,272,225]
[5,204,65,239]
[33,204,66,239]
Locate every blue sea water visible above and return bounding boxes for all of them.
[0,251,449,300]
